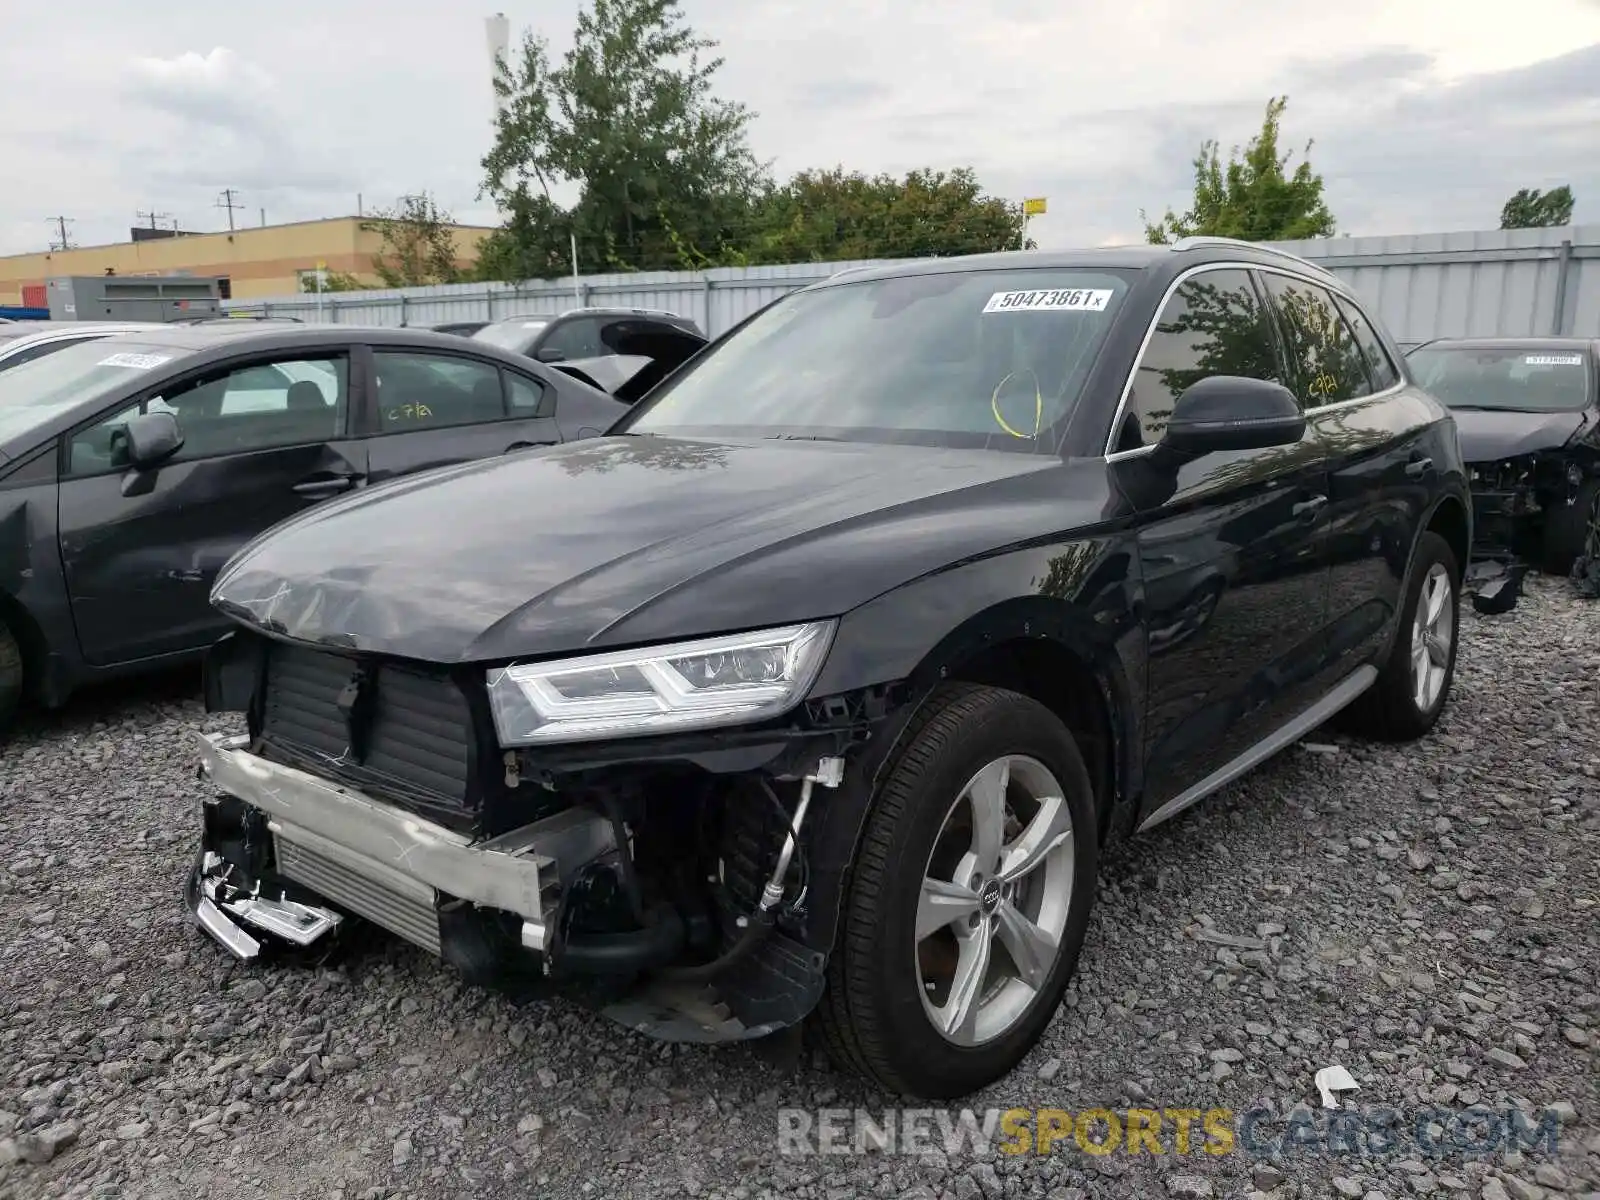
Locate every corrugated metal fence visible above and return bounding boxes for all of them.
[230,261,892,337]
[225,224,1600,343]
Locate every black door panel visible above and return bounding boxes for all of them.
[1129,438,1330,809]
[1315,390,1442,675]
[59,439,366,664]
[364,419,562,485]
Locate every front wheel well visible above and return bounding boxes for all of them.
[0,592,46,699]
[1426,495,1470,573]
[942,638,1118,839]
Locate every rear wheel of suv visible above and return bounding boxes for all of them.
[814,683,1099,1099]
[0,616,23,737]
[1341,531,1460,742]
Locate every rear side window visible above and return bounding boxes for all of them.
[1333,296,1399,392]
[1260,274,1372,407]
[1117,269,1284,450]
[373,351,507,431]
[537,318,602,360]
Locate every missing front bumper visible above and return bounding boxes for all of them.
[188,732,613,961]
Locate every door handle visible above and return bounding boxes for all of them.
[1405,456,1434,478]
[292,472,361,499]
[1292,494,1328,518]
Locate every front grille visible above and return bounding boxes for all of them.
[275,827,441,954]
[259,644,479,832]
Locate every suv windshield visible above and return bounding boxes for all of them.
[0,340,184,443]
[623,268,1135,452]
[473,319,551,352]
[1408,346,1592,412]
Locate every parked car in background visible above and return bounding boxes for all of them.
[187,238,1468,1100]
[0,321,158,373]
[1406,337,1599,572]
[413,320,489,338]
[472,306,705,364]
[0,323,637,733]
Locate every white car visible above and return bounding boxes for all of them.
[0,322,162,374]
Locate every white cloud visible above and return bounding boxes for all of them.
[0,0,1596,257]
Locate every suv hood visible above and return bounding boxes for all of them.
[1452,408,1586,461]
[213,435,1081,664]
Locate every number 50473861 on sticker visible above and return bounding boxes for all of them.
[983,289,1114,314]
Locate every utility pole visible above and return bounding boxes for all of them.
[46,216,75,251]
[136,209,173,232]
[215,188,244,231]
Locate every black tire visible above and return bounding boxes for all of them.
[0,615,22,738]
[812,683,1099,1099]
[1543,477,1600,577]
[1341,530,1460,742]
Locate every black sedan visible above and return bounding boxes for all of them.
[1406,337,1599,572]
[0,324,638,731]
[189,239,1469,1099]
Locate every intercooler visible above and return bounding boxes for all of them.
[273,822,442,954]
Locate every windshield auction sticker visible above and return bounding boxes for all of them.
[97,352,173,369]
[983,288,1114,314]
[1524,354,1583,366]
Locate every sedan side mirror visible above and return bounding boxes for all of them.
[1161,376,1306,455]
[117,410,185,471]
[535,346,567,363]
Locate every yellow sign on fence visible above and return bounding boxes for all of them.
[1023,197,1048,216]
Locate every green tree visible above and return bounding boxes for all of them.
[1499,185,1575,229]
[1143,97,1336,244]
[365,192,465,287]
[741,167,1027,263]
[481,0,765,278]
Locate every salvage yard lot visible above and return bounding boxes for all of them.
[2,580,1597,1200]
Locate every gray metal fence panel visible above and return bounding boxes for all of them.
[1267,224,1599,342]
[227,227,1599,342]
[232,260,893,335]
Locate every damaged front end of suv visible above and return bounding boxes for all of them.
[189,610,893,1043]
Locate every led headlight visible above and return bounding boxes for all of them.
[486,621,836,745]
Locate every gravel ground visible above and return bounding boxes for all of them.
[1,577,1596,1200]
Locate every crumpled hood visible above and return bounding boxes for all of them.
[1452,408,1586,462]
[212,435,1076,664]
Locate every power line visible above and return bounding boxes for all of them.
[215,188,244,231]
[46,216,75,251]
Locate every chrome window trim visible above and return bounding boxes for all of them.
[1101,260,1405,460]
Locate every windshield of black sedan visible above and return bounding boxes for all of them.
[0,340,183,442]
[1408,346,1592,412]
[624,268,1134,451]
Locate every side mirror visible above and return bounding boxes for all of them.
[1161,376,1306,455]
[535,346,567,363]
[117,410,185,471]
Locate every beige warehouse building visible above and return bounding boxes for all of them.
[0,216,495,306]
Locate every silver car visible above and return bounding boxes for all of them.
[0,322,163,374]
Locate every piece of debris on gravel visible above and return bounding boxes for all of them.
[1,579,1596,1199]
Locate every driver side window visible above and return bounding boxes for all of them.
[1116,269,1284,452]
[67,356,348,477]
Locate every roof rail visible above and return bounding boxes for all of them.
[1171,235,1336,278]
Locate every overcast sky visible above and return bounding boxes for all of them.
[3,0,1597,258]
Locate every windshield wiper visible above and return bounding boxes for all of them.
[763,433,844,442]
